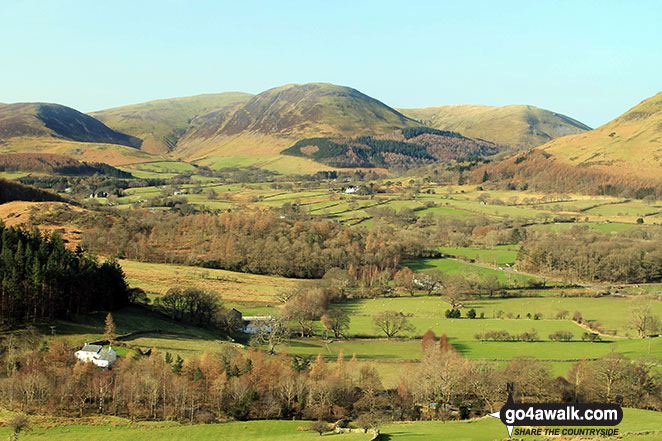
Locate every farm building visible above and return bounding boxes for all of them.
[243,316,274,334]
[75,343,117,368]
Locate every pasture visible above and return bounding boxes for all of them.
[119,259,298,304]
[405,257,539,286]
[0,417,370,441]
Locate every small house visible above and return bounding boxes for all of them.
[243,316,274,334]
[75,343,117,368]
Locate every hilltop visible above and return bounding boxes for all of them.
[90,92,252,154]
[399,104,591,149]
[175,83,421,160]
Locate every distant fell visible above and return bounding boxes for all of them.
[90,92,252,154]
[399,104,591,149]
[0,103,142,148]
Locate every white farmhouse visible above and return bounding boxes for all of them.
[75,343,117,368]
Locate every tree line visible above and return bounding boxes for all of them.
[81,209,426,278]
[517,226,662,283]
[0,225,129,325]
[0,330,658,424]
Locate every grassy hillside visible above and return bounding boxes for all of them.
[0,103,142,148]
[540,90,662,179]
[175,83,421,160]
[400,104,590,149]
[472,91,662,194]
[90,92,252,154]
[0,200,89,246]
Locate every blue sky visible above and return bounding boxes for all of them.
[1,0,660,127]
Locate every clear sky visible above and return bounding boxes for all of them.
[1,0,660,128]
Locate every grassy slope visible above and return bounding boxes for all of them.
[0,201,86,246]
[399,104,590,149]
[175,83,421,160]
[90,93,252,155]
[119,259,300,304]
[541,90,662,180]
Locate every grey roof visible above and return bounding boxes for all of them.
[80,344,102,353]
[97,347,114,361]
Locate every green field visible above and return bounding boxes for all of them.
[405,257,539,286]
[438,245,519,266]
[3,408,658,441]
[461,296,662,335]
[0,418,370,441]
[380,408,662,441]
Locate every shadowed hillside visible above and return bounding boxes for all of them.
[0,103,142,148]
[0,177,67,204]
[400,104,590,149]
[0,153,132,177]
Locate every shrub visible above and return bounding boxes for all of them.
[308,420,330,436]
[518,328,538,342]
[445,309,461,318]
[467,308,477,319]
[582,332,601,342]
[549,330,573,342]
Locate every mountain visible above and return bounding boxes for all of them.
[175,83,421,160]
[471,91,662,195]
[540,91,662,180]
[90,92,252,154]
[399,104,591,149]
[0,103,142,148]
[0,103,155,166]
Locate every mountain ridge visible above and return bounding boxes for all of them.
[399,104,591,149]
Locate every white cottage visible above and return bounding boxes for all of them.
[75,343,117,368]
